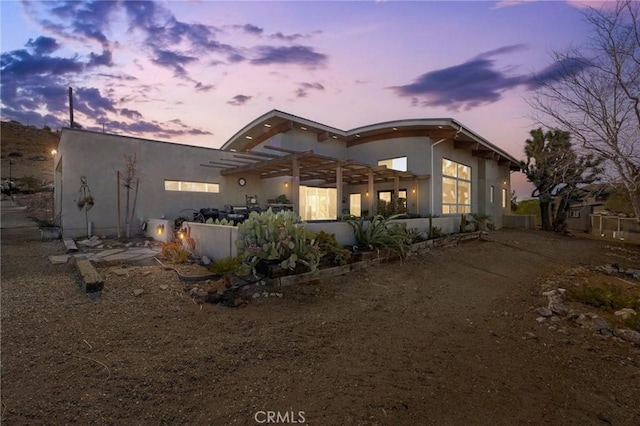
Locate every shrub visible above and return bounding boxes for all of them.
[570,283,637,311]
[161,242,190,264]
[470,213,493,231]
[316,230,351,265]
[8,151,23,157]
[209,256,245,277]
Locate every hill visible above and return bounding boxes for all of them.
[1,121,61,186]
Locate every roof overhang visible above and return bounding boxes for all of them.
[221,110,521,171]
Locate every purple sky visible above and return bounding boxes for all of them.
[0,0,611,198]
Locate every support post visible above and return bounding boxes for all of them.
[292,157,300,215]
[336,163,343,219]
[368,168,374,216]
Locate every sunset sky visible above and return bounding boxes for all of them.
[0,1,610,197]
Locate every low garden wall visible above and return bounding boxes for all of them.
[147,215,463,261]
[503,215,537,230]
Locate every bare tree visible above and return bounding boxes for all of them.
[529,0,640,220]
[122,153,139,238]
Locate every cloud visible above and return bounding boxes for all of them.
[528,57,592,88]
[227,94,252,106]
[194,82,215,92]
[390,44,586,110]
[295,82,325,98]
[237,23,264,35]
[250,45,328,67]
[26,36,60,55]
[74,87,117,116]
[120,108,143,120]
[152,50,197,77]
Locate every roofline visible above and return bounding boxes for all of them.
[60,127,220,152]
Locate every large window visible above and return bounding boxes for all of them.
[299,186,337,221]
[164,180,219,193]
[442,158,471,214]
[378,157,407,172]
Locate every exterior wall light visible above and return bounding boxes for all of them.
[284,181,289,188]
[156,224,165,235]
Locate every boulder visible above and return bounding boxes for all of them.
[614,329,640,345]
[614,308,637,320]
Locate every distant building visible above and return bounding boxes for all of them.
[565,183,612,232]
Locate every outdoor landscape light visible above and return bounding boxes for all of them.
[51,149,57,156]
[156,224,165,235]
[177,231,185,240]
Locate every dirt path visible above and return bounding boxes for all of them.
[1,219,639,425]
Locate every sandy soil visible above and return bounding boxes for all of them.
[1,215,640,425]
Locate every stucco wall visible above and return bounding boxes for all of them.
[56,129,280,238]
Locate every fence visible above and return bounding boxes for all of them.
[589,215,640,241]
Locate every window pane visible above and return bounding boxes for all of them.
[490,185,494,203]
[379,191,392,203]
[442,159,457,177]
[378,157,407,172]
[350,193,361,217]
[164,180,219,193]
[165,181,179,191]
[502,188,507,208]
[443,177,456,204]
[398,190,407,199]
[458,164,471,180]
[458,181,471,205]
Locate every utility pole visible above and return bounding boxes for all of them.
[68,87,74,128]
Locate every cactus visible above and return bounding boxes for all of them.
[236,209,321,274]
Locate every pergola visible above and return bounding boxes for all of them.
[201,145,429,215]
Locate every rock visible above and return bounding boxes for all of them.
[536,316,547,323]
[592,318,612,334]
[252,293,261,299]
[548,325,558,332]
[542,290,557,297]
[262,292,269,298]
[575,314,591,328]
[547,294,566,315]
[275,293,283,298]
[49,255,70,265]
[111,268,129,276]
[77,239,103,248]
[139,270,153,277]
[133,289,144,296]
[614,308,637,320]
[584,312,598,319]
[557,328,570,335]
[536,307,553,317]
[202,256,212,266]
[159,284,169,290]
[125,242,134,248]
[191,290,208,303]
[523,332,538,340]
[549,316,561,324]
[614,329,640,345]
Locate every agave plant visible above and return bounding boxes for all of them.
[345,214,413,258]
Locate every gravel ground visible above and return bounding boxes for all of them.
[1,203,640,425]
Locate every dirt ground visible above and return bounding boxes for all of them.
[2,212,640,425]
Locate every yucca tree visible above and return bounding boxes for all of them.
[521,128,602,231]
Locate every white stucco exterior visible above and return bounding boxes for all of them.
[55,110,518,238]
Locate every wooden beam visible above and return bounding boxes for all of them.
[454,140,479,150]
[200,164,226,168]
[242,121,293,151]
[264,145,302,154]
[368,168,374,215]
[221,150,314,176]
[209,161,247,167]
[233,152,281,160]
[472,150,496,159]
[317,131,329,142]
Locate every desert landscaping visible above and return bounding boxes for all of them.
[1,196,639,425]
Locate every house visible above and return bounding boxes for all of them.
[53,109,520,239]
[565,183,612,232]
